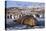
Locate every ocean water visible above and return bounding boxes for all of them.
[5,17,45,30]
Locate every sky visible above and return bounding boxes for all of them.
[6,1,45,8]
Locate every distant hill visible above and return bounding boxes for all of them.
[6,7,45,15]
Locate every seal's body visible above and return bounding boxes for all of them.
[15,15,37,27]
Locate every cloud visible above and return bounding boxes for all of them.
[6,1,45,8]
